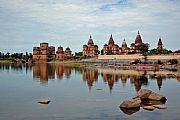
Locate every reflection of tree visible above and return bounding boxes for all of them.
[131,75,148,92]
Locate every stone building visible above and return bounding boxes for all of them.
[130,31,143,53]
[103,34,118,55]
[83,35,98,57]
[56,46,64,60]
[102,34,131,55]
[33,42,55,62]
[56,46,72,60]
[157,37,163,50]
[65,47,72,57]
[119,39,130,54]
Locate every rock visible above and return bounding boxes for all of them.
[136,89,152,99]
[38,99,50,104]
[120,98,141,108]
[136,89,167,102]
[148,92,167,102]
[96,88,103,90]
[120,107,140,115]
[143,106,155,111]
[152,104,167,109]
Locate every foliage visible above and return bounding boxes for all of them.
[106,49,113,55]
[155,59,163,65]
[137,43,150,54]
[75,52,83,56]
[132,59,142,64]
[128,51,135,54]
[149,48,172,55]
[0,52,32,61]
[167,59,179,65]
[101,49,103,55]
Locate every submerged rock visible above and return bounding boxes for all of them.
[38,99,50,104]
[152,104,167,109]
[120,106,140,115]
[143,106,155,111]
[120,98,141,108]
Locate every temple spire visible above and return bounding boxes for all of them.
[138,31,140,35]
[108,33,114,45]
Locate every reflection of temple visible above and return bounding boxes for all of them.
[130,75,148,92]
[101,72,149,93]
[64,66,72,79]
[102,73,119,93]
[82,69,98,90]
[56,64,64,79]
[33,64,55,84]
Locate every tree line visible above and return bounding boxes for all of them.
[0,52,32,61]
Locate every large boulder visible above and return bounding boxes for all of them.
[120,98,141,108]
[148,92,166,101]
[135,89,167,102]
[136,89,152,99]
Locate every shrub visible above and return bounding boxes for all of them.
[167,59,178,65]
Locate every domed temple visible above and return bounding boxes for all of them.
[56,46,72,60]
[102,32,143,55]
[83,35,98,57]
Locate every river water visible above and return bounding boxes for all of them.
[0,63,179,120]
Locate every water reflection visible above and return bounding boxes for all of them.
[82,68,98,90]
[0,63,179,92]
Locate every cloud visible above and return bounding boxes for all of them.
[0,0,180,53]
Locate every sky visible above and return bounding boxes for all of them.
[0,0,180,53]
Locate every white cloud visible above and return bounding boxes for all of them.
[0,0,180,52]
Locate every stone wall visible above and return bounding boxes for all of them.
[98,55,180,60]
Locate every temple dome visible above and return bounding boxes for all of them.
[122,39,127,48]
[87,35,94,45]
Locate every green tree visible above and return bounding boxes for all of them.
[168,59,178,65]
[137,43,149,54]
[101,49,104,55]
[75,52,83,56]
[106,49,113,55]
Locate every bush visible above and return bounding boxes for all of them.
[156,59,163,65]
[167,59,178,65]
[132,59,142,64]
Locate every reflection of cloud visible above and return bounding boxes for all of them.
[0,0,180,52]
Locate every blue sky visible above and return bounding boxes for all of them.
[0,0,180,53]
